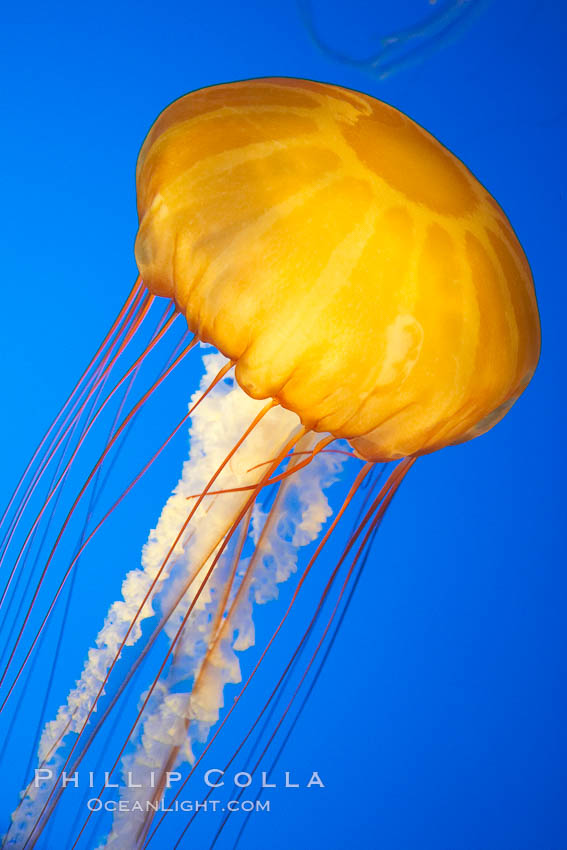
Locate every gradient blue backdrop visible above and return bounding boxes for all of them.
[0,1,565,848]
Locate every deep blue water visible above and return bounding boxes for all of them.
[0,1,565,848]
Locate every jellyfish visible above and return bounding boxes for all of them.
[0,77,539,849]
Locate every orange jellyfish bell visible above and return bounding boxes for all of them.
[135,77,541,461]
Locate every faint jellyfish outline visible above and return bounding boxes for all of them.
[297,0,492,80]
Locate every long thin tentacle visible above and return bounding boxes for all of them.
[171,460,414,849]
[66,426,307,850]
[142,460,375,848]
[0,290,159,614]
[0,278,142,539]
[0,325,192,706]
[21,395,280,849]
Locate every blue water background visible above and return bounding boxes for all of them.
[0,1,565,848]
